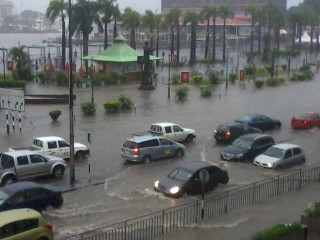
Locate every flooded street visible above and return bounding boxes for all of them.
[1,64,320,238]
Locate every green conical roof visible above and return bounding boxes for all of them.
[82,35,161,62]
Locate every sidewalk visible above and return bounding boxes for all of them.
[155,183,320,240]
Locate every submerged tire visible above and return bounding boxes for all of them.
[143,155,152,164]
[52,166,65,178]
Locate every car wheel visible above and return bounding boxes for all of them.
[52,166,65,178]
[52,198,64,209]
[143,155,152,164]
[2,175,16,186]
[186,135,194,143]
[221,175,229,185]
[75,151,85,159]
[175,149,183,158]
[274,123,281,129]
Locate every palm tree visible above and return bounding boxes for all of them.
[154,15,163,61]
[98,0,117,50]
[305,8,318,53]
[201,5,212,59]
[164,9,176,60]
[262,2,277,61]
[112,3,121,39]
[184,12,200,66]
[272,9,285,51]
[70,0,103,72]
[255,7,265,53]
[122,7,140,50]
[46,0,67,70]
[219,6,233,62]
[245,5,259,54]
[287,6,300,50]
[167,8,182,63]
[211,7,219,62]
[281,50,299,77]
[141,10,157,50]
[9,45,30,77]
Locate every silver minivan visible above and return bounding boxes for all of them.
[121,136,185,164]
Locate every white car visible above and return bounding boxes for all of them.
[253,143,305,170]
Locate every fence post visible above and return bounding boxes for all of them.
[124,221,127,240]
[162,210,165,235]
[252,183,256,204]
[277,176,280,196]
[195,201,199,223]
[224,191,229,213]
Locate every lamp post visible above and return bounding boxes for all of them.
[90,57,94,104]
[168,54,171,99]
[225,49,229,90]
[0,47,7,85]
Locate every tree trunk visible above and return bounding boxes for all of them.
[83,32,89,73]
[176,24,180,63]
[205,19,209,59]
[310,25,314,53]
[250,18,254,53]
[211,20,216,61]
[298,24,302,52]
[61,16,66,71]
[291,23,296,50]
[171,26,174,57]
[113,18,118,40]
[104,22,109,50]
[258,22,261,53]
[131,28,136,50]
[222,19,226,62]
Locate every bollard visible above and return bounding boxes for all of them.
[134,106,137,115]
[219,93,221,99]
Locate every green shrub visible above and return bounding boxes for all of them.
[208,72,220,85]
[36,71,50,84]
[299,64,311,72]
[90,73,104,86]
[252,222,302,240]
[103,101,120,113]
[0,80,26,88]
[175,86,188,101]
[80,102,96,115]
[200,85,213,97]
[244,65,255,75]
[118,95,134,110]
[172,73,180,84]
[256,67,266,74]
[265,77,284,86]
[265,65,273,75]
[18,67,34,81]
[305,202,320,218]
[191,71,202,77]
[229,73,237,84]
[192,75,203,84]
[199,59,213,64]
[281,64,287,71]
[254,80,264,88]
[109,72,126,83]
[54,71,69,86]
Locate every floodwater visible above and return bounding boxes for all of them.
[1,33,320,238]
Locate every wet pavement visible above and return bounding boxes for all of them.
[1,51,320,238]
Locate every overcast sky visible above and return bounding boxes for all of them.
[12,0,303,15]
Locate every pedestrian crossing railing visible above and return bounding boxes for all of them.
[60,164,320,240]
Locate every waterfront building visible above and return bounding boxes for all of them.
[0,0,13,18]
[161,0,286,14]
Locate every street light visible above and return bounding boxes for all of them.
[225,49,229,90]
[0,47,7,86]
[90,57,94,104]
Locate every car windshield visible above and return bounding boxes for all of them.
[237,116,252,122]
[263,147,285,158]
[123,140,138,149]
[232,138,254,149]
[168,168,192,182]
[0,190,9,205]
[217,125,228,131]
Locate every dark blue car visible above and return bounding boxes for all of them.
[235,114,281,130]
[0,181,63,213]
[220,134,275,162]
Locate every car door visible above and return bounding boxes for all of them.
[282,149,293,167]
[186,171,202,195]
[172,125,184,142]
[58,140,70,158]
[292,147,303,165]
[15,155,33,180]
[29,154,51,177]
[142,139,162,160]
[312,113,320,127]
[3,191,26,210]
[163,126,175,141]
[46,141,63,158]
[159,138,175,157]
[24,188,49,212]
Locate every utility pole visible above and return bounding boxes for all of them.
[68,0,75,183]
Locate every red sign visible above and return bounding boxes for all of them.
[239,70,245,81]
[7,61,13,70]
[181,72,190,84]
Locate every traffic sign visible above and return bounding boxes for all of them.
[199,169,210,184]
[0,88,25,112]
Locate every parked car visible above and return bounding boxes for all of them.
[291,112,320,129]
[133,122,196,142]
[0,150,66,186]
[121,136,185,164]
[253,143,305,170]
[220,134,275,162]
[9,136,89,159]
[0,208,54,240]
[214,122,261,143]
[235,114,281,130]
[0,181,63,213]
[154,161,229,198]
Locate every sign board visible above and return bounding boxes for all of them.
[0,88,25,112]
[181,72,190,84]
[199,169,210,184]
[239,70,245,81]
[7,61,13,70]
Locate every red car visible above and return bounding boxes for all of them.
[291,112,320,129]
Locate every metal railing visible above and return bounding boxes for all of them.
[60,164,320,240]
